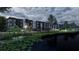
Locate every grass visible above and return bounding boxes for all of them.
[0,32,43,51]
[0,36,43,51]
[0,30,77,51]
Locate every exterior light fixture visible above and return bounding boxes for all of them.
[61,29,68,32]
[64,29,67,32]
[21,29,24,32]
[24,25,28,29]
[23,25,28,32]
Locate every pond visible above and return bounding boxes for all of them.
[31,34,79,51]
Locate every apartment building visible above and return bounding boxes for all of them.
[6,17,59,32]
[6,17,24,29]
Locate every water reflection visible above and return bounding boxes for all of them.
[31,34,79,51]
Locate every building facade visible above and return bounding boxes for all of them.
[6,17,59,32]
[7,17,24,29]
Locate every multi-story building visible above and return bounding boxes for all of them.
[25,19,33,31]
[36,21,42,31]
[6,17,59,32]
[6,17,24,29]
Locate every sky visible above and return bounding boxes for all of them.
[0,7,79,25]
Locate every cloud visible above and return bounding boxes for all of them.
[1,7,79,25]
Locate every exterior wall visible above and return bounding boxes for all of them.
[25,19,33,31]
[45,23,49,31]
[52,24,58,30]
[7,18,16,29]
[36,21,41,31]
[58,24,64,29]
[6,17,59,32]
[25,19,33,26]
[40,22,45,31]
[0,18,7,32]
[35,21,51,31]
[32,21,36,31]
[7,17,24,29]
[16,19,23,28]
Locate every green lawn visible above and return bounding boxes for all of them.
[0,30,78,51]
[0,31,58,51]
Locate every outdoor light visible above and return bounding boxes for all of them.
[23,25,28,32]
[21,29,24,32]
[55,29,59,31]
[64,29,67,32]
[24,25,28,29]
[61,29,68,32]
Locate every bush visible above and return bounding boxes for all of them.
[0,31,59,51]
[7,25,21,32]
[0,34,42,51]
[0,16,6,31]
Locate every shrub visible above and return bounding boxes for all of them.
[7,25,21,32]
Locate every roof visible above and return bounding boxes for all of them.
[7,16,25,19]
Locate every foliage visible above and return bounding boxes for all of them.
[0,30,76,51]
[63,21,77,30]
[0,33,42,51]
[63,21,69,29]
[0,32,58,51]
[0,7,11,12]
[7,25,21,32]
[70,22,77,28]
[0,16,6,31]
[48,14,57,24]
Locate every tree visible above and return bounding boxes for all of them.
[70,22,76,28]
[64,21,70,29]
[64,21,68,28]
[0,7,11,12]
[0,7,11,31]
[7,25,21,32]
[48,14,57,24]
[0,16,6,31]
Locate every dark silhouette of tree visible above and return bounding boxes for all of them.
[0,7,11,12]
[0,16,6,31]
[48,14,57,24]
[64,21,69,29]
[0,7,11,31]
[70,22,77,28]
[63,21,76,29]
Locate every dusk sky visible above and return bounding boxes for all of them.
[0,7,79,24]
